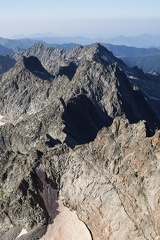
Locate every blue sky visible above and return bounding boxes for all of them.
[1,0,160,38]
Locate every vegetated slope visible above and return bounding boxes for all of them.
[0,43,160,240]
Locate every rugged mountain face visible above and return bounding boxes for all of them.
[0,43,160,240]
[1,45,159,134]
[12,43,129,75]
[12,43,160,122]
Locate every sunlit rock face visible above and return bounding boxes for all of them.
[0,43,160,240]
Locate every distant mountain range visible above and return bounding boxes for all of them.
[0,44,14,55]
[1,33,160,49]
[0,37,45,50]
[9,33,160,48]
[0,55,16,74]
[1,34,160,73]
[103,43,160,57]
[103,44,160,73]
[120,53,160,73]
[105,34,160,48]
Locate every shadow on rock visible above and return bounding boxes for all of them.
[61,94,112,148]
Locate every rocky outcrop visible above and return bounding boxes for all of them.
[60,118,160,240]
[0,43,160,239]
[12,43,160,122]
[1,117,160,239]
[1,46,159,131]
[12,43,129,76]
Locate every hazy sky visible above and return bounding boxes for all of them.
[1,0,160,38]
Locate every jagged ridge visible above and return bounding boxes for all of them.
[0,43,160,239]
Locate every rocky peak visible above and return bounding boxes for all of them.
[22,56,53,80]
[1,45,159,133]
[0,55,54,122]
[1,43,160,239]
[6,55,53,81]
[11,43,140,83]
[87,43,125,66]
[30,43,46,51]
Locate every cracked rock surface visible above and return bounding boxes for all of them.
[0,43,160,239]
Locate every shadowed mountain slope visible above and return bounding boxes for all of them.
[0,43,160,240]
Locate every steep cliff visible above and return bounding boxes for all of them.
[0,44,160,239]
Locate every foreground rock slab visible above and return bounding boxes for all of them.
[40,194,92,240]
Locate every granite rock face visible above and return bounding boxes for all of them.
[60,118,160,240]
[0,43,160,239]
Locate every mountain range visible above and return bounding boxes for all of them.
[0,43,160,239]
[120,53,160,73]
[103,44,160,73]
[10,33,160,48]
[1,35,160,74]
